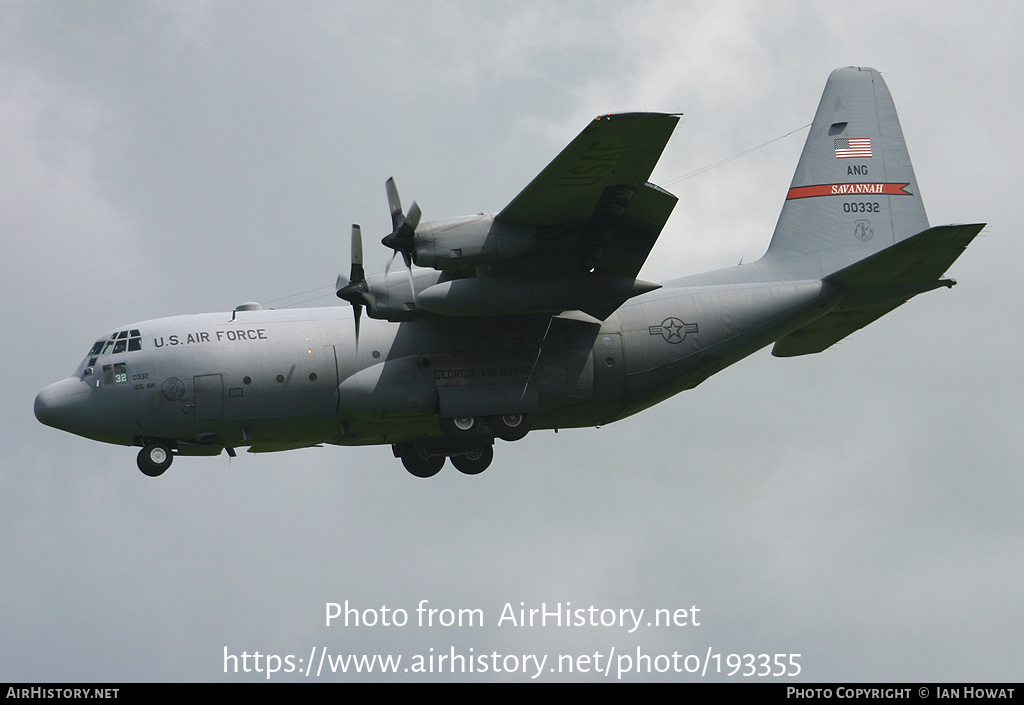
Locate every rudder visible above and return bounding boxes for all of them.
[765,67,930,279]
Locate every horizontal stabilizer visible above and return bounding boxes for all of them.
[772,299,907,357]
[772,223,984,357]
[825,223,985,293]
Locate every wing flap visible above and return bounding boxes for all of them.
[590,181,677,279]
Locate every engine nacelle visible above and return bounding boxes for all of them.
[412,215,535,270]
[416,275,660,317]
[361,268,444,322]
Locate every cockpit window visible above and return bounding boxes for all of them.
[102,363,127,385]
[91,330,143,356]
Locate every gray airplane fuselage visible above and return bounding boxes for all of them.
[36,264,825,455]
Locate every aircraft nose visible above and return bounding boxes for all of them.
[34,377,92,432]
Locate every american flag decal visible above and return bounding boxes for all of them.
[834,137,872,159]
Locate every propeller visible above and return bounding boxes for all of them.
[381,177,420,269]
[380,177,420,306]
[336,224,367,344]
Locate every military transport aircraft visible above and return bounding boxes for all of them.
[35,67,983,478]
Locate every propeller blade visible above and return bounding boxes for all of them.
[337,224,368,347]
[353,301,361,348]
[350,224,364,283]
[405,253,416,305]
[385,177,402,230]
[405,201,421,232]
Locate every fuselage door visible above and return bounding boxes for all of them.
[194,374,224,421]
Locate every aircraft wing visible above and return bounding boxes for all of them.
[496,112,679,227]
[772,223,984,357]
[483,113,679,317]
[362,113,680,322]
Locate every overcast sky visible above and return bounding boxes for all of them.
[3,1,1022,682]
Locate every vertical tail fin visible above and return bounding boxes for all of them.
[765,67,930,278]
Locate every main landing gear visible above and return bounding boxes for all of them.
[137,442,173,477]
[439,413,532,443]
[397,444,446,478]
[394,441,495,478]
[396,412,531,478]
[449,445,493,475]
[487,413,530,442]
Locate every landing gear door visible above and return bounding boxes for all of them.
[532,314,600,401]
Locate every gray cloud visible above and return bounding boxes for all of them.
[3,0,1021,682]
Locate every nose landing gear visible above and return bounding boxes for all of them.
[137,442,173,477]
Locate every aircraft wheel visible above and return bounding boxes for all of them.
[138,443,173,477]
[400,447,445,478]
[489,413,531,442]
[450,445,493,475]
[439,416,484,442]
